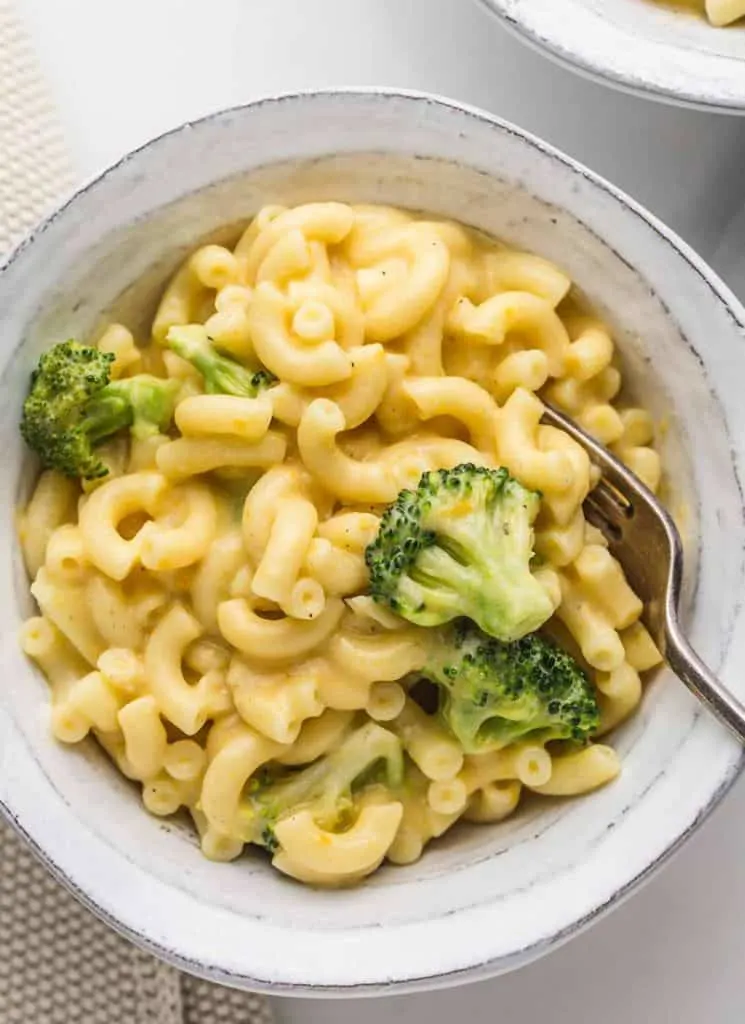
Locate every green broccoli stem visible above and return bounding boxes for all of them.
[166,324,262,397]
[103,376,180,440]
[242,722,405,848]
[83,377,179,444]
[81,392,133,443]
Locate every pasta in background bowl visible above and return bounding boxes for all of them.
[1,89,745,992]
[660,0,745,27]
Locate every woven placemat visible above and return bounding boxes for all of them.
[0,4,274,1020]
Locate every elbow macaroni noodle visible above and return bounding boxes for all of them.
[656,0,745,26]
[705,0,745,24]
[19,202,664,887]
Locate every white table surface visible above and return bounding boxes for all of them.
[14,0,745,1020]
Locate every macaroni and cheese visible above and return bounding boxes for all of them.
[18,201,663,888]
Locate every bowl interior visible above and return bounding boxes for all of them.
[0,93,744,991]
[480,0,745,110]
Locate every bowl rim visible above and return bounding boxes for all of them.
[2,86,745,995]
[475,0,745,114]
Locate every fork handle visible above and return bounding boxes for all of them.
[665,614,745,744]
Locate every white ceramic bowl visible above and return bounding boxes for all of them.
[477,0,745,112]
[1,89,745,996]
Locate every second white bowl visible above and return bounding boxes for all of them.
[477,0,745,112]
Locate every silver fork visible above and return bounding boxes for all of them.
[541,403,745,742]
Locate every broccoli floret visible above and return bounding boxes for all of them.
[365,464,554,642]
[242,722,404,852]
[423,618,599,753]
[166,325,276,396]
[20,340,179,480]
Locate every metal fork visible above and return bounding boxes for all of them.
[541,403,745,742]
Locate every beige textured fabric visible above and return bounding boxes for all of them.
[0,824,275,1024]
[0,0,72,253]
[0,4,274,1020]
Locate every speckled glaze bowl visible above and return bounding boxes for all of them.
[477,0,745,112]
[1,90,745,996]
